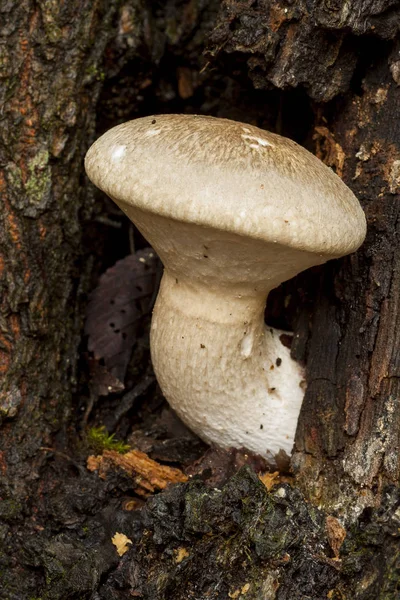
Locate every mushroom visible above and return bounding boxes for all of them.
[85,114,366,459]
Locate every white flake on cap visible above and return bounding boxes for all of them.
[111,145,126,161]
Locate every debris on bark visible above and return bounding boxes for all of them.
[96,468,400,600]
[325,516,347,560]
[111,532,133,556]
[259,470,292,492]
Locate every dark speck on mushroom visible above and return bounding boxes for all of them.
[151,119,156,124]
[276,357,282,367]
[260,424,264,429]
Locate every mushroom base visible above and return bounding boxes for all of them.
[150,271,305,459]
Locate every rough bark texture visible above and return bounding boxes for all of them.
[0,0,399,598]
[293,53,400,518]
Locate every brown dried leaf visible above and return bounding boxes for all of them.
[186,446,270,488]
[85,248,158,385]
[87,449,187,496]
[87,356,125,396]
[326,515,346,559]
[258,471,280,491]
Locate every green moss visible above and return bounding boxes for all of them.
[0,499,23,522]
[37,0,63,43]
[6,150,51,211]
[85,64,105,82]
[87,425,130,454]
[379,546,400,599]
[25,150,51,204]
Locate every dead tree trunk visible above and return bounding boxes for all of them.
[0,0,399,598]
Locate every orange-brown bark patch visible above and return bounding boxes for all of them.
[38,220,47,240]
[10,314,21,341]
[313,126,346,178]
[7,211,22,250]
[269,5,289,32]
[0,451,8,475]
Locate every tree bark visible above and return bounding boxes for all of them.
[294,53,400,517]
[1,0,399,598]
[0,0,123,470]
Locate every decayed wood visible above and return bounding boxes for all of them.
[87,449,188,495]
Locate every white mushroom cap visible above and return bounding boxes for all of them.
[85,115,366,458]
[85,114,366,259]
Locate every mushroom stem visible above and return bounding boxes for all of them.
[151,270,305,458]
